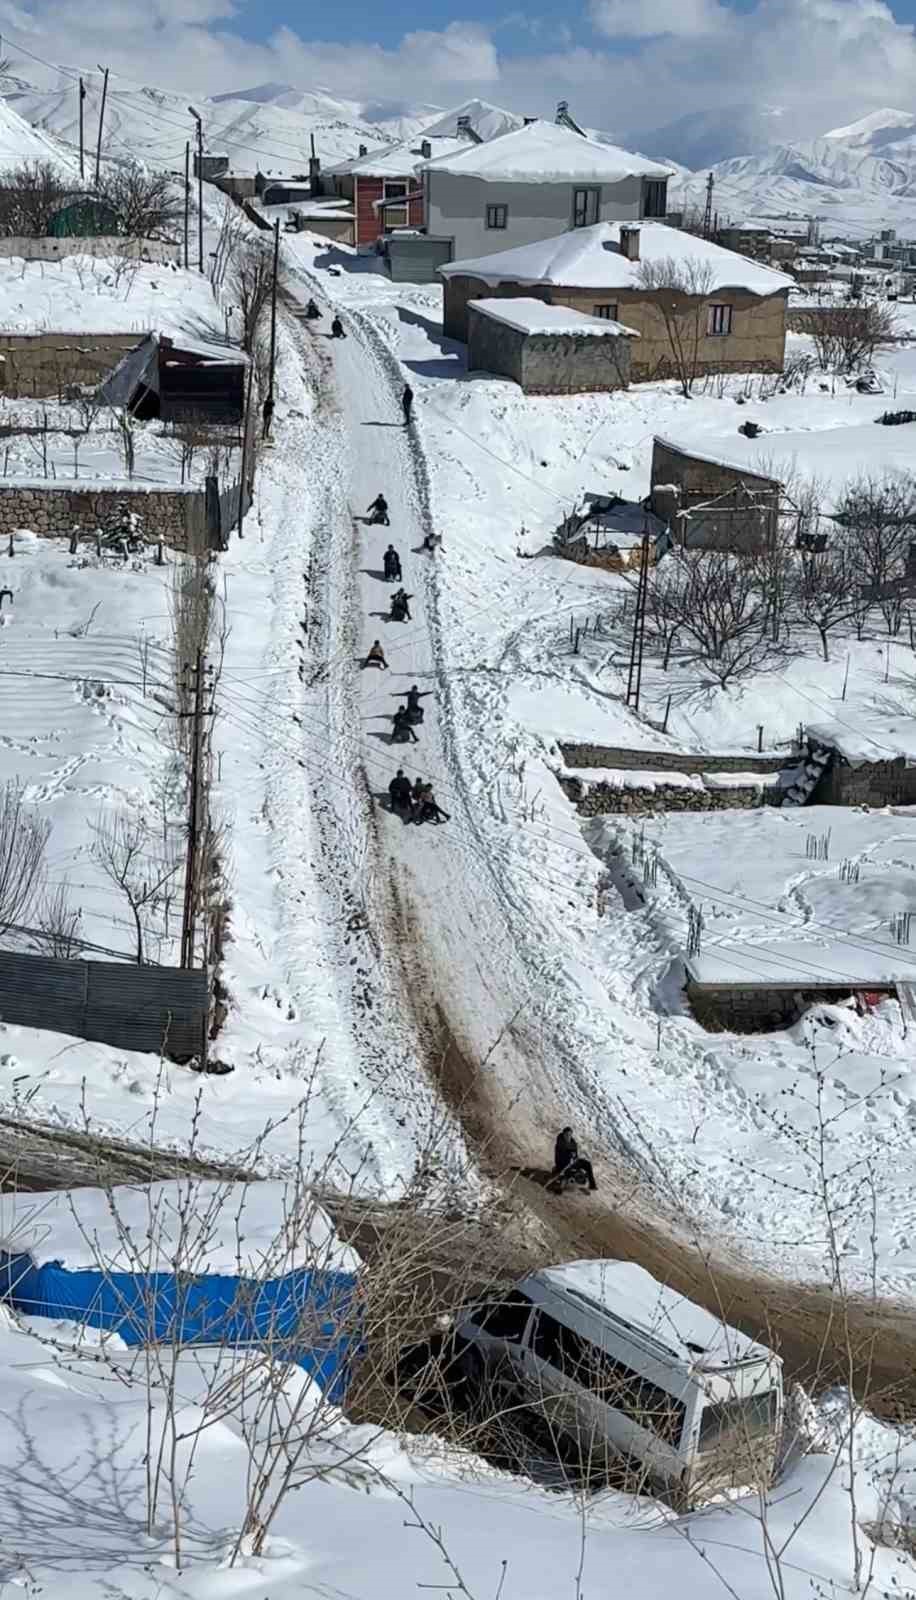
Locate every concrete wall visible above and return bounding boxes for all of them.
[0,332,144,398]
[687,981,863,1033]
[0,237,180,264]
[562,776,782,815]
[442,275,787,378]
[427,171,644,263]
[559,742,789,773]
[212,174,258,199]
[467,304,632,393]
[649,437,781,550]
[0,482,207,552]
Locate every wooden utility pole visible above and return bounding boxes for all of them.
[237,359,254,538]
[183,140,190,269]
[180,649,206,968]
[625,529,651,712]
[94,65,109,187]
[267,217,280,405]
[78,77,86,181]
[188,106,204,272]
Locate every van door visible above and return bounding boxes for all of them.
[523,1310,598,1450]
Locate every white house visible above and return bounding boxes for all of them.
[418,120,672,263]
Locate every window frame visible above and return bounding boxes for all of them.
[643,178,667,218]
[572,187,601,228]
[592,302,619,321]
[529,1311,688,1449]
[707,302,733,337]
[473,1289,533,1342]
[382,177,409,229]
[485,202,508,230]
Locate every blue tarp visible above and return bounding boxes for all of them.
[0,1252,360,1404]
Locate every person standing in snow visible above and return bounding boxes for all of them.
[383,544,401,581]
[402,384,414,426]
[331,315,346,339]
[261,394,274,439]
[388,769,412,815]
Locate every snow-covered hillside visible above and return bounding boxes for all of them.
[0,94,76,175]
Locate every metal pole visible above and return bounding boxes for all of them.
[94,66,109,187]
[78,77,85,181]
[268,218,280,405]
[197,120,204,273]
[183,140,190,270]
[180,648,204,969]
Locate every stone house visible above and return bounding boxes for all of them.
[467,297,637,394]
[420,120,671,264]
[649,436,782,550]
[439,220,792,380]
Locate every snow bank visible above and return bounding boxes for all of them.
[0,254,228,341]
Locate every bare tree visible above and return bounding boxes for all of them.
[0,782,50,932]
[92,811,181,964]
[0,159,67,236]
[95,162,183,241]
[635,256,716,396]
[795,535,863,661]
[230,240,275,353]
[636,560,684,670]
[835,470,916,635]
[675,548,774,685]
[795,300,898,373]
[34,880,83,958]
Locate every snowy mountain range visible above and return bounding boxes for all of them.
[0,57,913,236]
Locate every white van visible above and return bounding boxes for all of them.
[455,1259,783,1502]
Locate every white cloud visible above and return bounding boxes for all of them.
[589,0,729,39]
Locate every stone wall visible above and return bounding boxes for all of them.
[444,275,787,378]
[687,981,863,1032]
[0,238,180,265]
[562,776,782,815]
[559,741,789,774]
[811,754,916,808]
[0,332,145,397]
[0,482,207,551]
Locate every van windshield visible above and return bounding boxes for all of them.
[698,1389,778,1450]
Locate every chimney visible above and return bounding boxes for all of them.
[358,143,368,157]
[456,114,470,137]
[309,134,321,196]
[556,99,568,121]
[620,224,640,261]
[420,138,432,159]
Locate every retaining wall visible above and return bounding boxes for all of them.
[687,980,869,1032]
[562,776,782,815]
[0,481,207,551]
[559,742,790,775]
[0,238,180,264]
[811,755,916,808]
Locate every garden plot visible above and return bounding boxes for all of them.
[0,531,181,962]
[0,252,232,341]
[597,805,916,986]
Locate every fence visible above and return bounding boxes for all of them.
[0,948,207,1060]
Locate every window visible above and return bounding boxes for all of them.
[593,303,619,321]
[643,179,667,218]
[486,203,508,230]
[697,1389,779,1451]
[474,1290,533,1341]
[573,187,600,228]
[529,1314,687,1447]
[707,303,733,337]
[383,179,408,228]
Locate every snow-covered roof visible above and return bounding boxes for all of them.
[688,942,916,987]
[470,296,639,338]
[419,120,671,184]
[656,422,916,513]
[334,134,468,179]
[535,1260,772,1369]
[442,221,793,296]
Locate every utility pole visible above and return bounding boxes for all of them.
[189,106,204,272]
[267,217,280,406]
[625,528,651,713]
[237,359,254,537]
[702,170,715,240]
[78,77,86,181]
[183,140,190,269]
[94,65,109,188]
[180,648,206,969]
